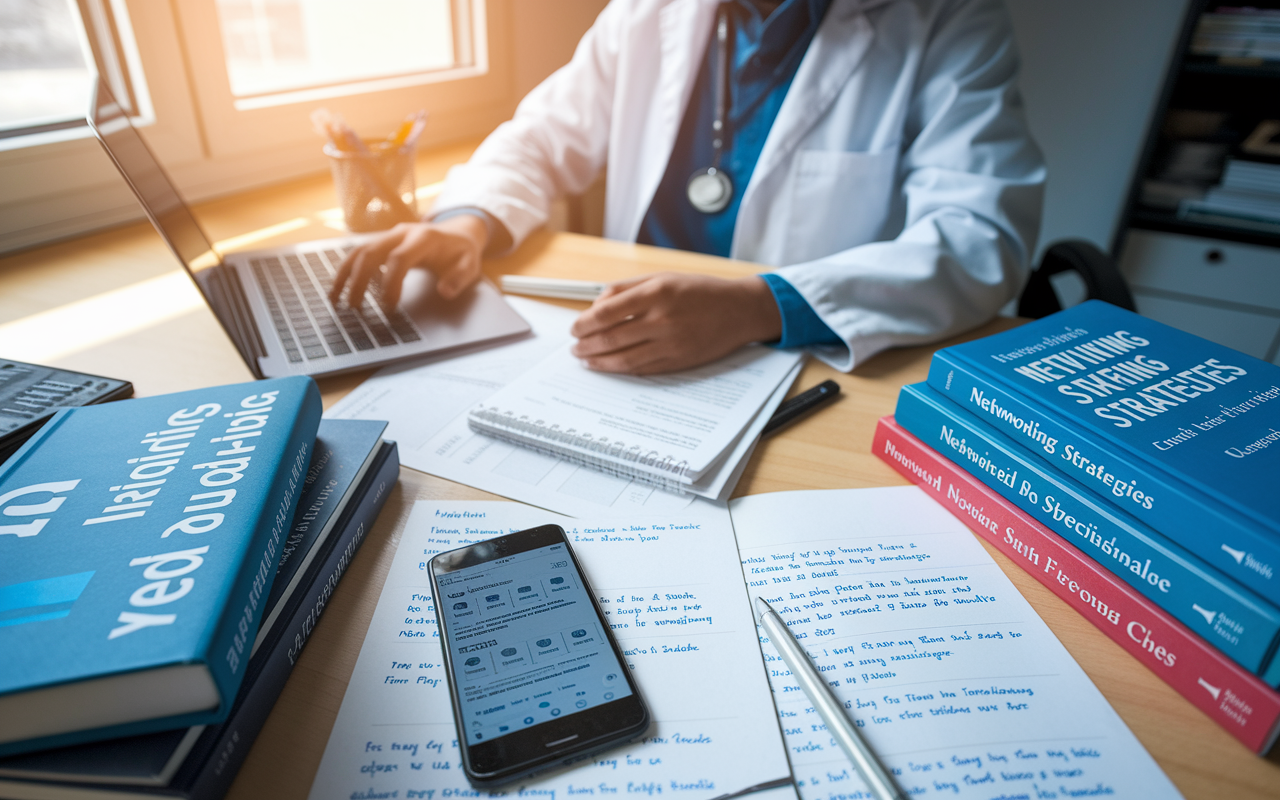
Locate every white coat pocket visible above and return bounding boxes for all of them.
[784,149,898,264]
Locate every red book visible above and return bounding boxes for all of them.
[874,414,1280,754]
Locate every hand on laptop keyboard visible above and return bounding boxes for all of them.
[329,215,489,310]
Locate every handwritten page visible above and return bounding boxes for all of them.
[308,500,795,800]
[329,297,797,516]
[729,487,1180,800]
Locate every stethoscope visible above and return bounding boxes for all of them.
[686,5,734,214]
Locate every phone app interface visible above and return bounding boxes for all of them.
[438,543,631,744]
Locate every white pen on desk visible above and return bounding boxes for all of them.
[754,597,909,800]
[500,274,607,301]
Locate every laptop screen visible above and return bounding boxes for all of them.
[87,79,220,279]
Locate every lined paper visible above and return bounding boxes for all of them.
[307,501,794,800]
[730,487,1180,799]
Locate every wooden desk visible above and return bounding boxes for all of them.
[1,154,1277,800]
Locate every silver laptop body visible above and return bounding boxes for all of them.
[86,79,530,379]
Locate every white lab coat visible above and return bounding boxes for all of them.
[433,0,1046,371]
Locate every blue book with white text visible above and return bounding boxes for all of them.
[0,377,321,756]
[927,300,1280,605]
[895,382,1280,682]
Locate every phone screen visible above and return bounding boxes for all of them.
[432,525,647,785]
[438,541,632,742]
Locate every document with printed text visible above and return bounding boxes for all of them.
[328,297,798,515]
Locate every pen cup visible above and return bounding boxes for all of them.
[324,142,420,232]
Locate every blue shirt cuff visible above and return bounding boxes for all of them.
[760,273,842,349]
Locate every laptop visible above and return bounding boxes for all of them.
[86,79,530,379]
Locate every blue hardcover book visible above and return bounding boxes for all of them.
[895,382,1280,680]
[926,300,1280,604]
[0,377,321,756]
[0,438,399,800]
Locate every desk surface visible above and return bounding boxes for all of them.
[1,147,1277,800]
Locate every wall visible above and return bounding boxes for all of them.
[512,0,609,102]
[1004,0,1192,259]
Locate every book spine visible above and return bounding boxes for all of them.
[929,350,1280,605]
[184,442,398,800]
[873,416,1280,754]
[895,383,1280,676]
[203,383,323,707]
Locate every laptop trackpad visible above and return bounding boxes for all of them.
[401,270,530,342]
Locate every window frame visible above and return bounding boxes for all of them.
[0,0,515,254]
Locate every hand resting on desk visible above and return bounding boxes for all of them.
[570,272,782,374]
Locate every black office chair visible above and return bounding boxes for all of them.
[1017,239,1137,319]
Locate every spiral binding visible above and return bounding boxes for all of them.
[467,406,693,494]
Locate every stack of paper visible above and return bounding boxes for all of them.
[329,297,801,516]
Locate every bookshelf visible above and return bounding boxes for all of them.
[1116,0,1280,365]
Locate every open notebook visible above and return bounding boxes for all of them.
[308,488,1180,800]
[466,343,802,496]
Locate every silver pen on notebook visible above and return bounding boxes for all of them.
[754,597,909,800]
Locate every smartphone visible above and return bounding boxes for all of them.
[430,524,650,786]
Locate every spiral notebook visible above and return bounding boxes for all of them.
[465,344,803,494]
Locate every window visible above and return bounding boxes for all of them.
[0,0,514,253]
[0,0,147,141]
[173,0,508,158]
[214,0,472,108]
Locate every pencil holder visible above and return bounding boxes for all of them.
[324,142,420,232]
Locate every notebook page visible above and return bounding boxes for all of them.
[468,344,802,480]
[728,487,1180,800]
[307,500,794,800]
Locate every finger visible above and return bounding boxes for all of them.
[338,229,407,306]
[571,316,655,358]
[344,248,386,309]
[579,340,670,375]
[330,250,356,303]
[595,274,647,301]
[433,250,482,300]
[379,230,434,309]
[571,279,662,338]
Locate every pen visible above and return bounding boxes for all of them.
[500,275,607,301]
[754,597,909,800]
[761,379,840,437]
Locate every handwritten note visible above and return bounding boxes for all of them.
[307,501,794,800]
[730,487,1180,800]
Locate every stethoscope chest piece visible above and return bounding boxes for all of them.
[686,4,735,216]
[687,167,734,214]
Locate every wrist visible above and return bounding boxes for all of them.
[733,275,783,344]
[434,212,490,254]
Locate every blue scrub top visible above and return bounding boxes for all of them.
[637,0,840,348]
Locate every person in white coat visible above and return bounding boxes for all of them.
[331,0,1045,375]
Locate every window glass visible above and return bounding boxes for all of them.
[0,0,93,130]
[214,0,459,99]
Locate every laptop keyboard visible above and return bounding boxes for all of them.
[249,248,421,364]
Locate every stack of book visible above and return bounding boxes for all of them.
[0,378,399,799]
[1181,158,1280,230]
[875,300,1280,754]
[1191,7,1280,62]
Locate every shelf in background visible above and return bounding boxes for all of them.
[1182,59,1280,79]
[1129,206,1280,250]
